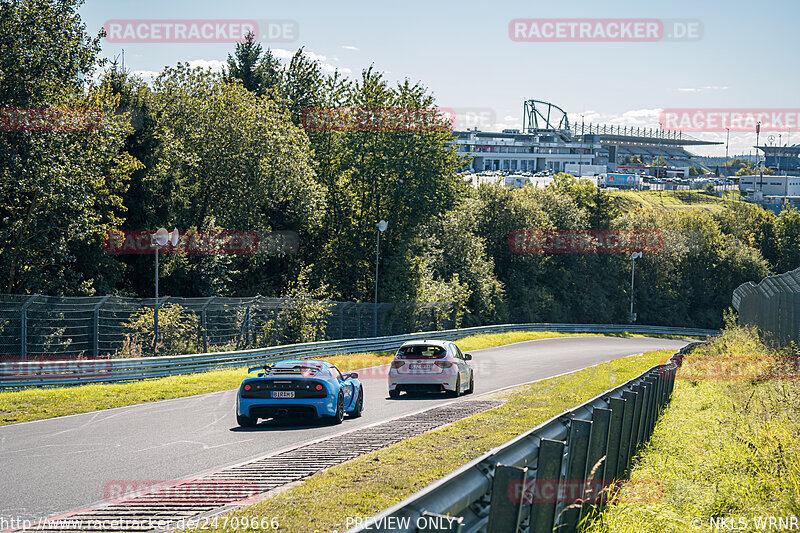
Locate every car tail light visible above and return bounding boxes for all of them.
[243,384,251,391]
[391,361,405,369]
[315,384,323,391]
[435,361,453,368]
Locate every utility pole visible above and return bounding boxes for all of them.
[756,121,762,192]
[630,252,642,323]
[725,127,730,163]
[374,220,388,337]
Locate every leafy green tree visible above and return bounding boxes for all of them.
[225,32,281,97]
[550,173,619,229]
[280,47,324,125]
[774,206,800,273]
[618,209,770,328]
[0,0,140,294]
[276,269,333,344]
[403,203,505,326]
[735,161,775,176]
[713,202,779,268]
[119,303,201,357]
[309,67,466,302]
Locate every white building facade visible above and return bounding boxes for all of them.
[739,175,800,196]
[451,130,594,173]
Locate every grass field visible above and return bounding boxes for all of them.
[608,190,743,213]
[180,349,674,533]
[585,327,800,533]
[0,330,682,426]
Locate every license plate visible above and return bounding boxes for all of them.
[409,364,430,371]
[271,391,295,399]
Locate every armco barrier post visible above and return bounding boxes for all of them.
[629,387,644,461]
[581,407,611,522]
[605,398,626,487]
[618,391,637,477]
[530,438,565,533]
[636,383,651,446]
[557,419,592,533]
[486,465,528,533]
[648,376,661,436]
[643,378,657,439]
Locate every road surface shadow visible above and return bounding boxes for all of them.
[229,417,341,432]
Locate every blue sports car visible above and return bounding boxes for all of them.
[236,359,364,427]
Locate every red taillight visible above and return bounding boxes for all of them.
[435,361,452,368]
[391,361,405,369]
[243,384,251,391]
[315,384,323,391]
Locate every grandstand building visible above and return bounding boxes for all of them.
[451,99,720,174]
[756,144,800,173]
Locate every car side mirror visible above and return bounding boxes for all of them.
[348,372,359,379]
[464,353,472,360]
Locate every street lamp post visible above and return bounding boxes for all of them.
[630,252,642,323]
[151,227,179,354]
[725,127,730,164]
[756,121,762,192]
[374,220,388,337]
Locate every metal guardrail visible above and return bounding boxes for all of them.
[347,343,701,533]
[0,294,453,359]
[0,324,715,389]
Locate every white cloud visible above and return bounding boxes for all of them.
[678,86,729,93]
[341,45,360,51]
[130,70,160,84]
[321,63,351,74]
[272,48,328,63]
[569,108,662,129]
[270,48,347,75]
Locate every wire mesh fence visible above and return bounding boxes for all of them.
[0,295,455,361]
[732,265,800,347]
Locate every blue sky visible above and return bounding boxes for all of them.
[79,0,799,156]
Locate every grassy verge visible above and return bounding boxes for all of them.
[0,330,693,426]
[608,190,732,213]
[586,327,800,533]
[181,349,675,533]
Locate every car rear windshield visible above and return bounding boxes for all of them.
[397,345,446,359]
[265,363,331,377]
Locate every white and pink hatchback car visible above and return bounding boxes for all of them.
[387,340,474,398]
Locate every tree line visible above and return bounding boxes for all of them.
[1,0,798,329]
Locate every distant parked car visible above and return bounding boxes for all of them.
[387,340,474,398]
[236,360,363,427]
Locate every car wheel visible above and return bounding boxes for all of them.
[389,388,401,399]
[237,414,256,427]
[330,392,345,424]
[449,376,461,398]
[350,387,364,418]
[466,372,474,394]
